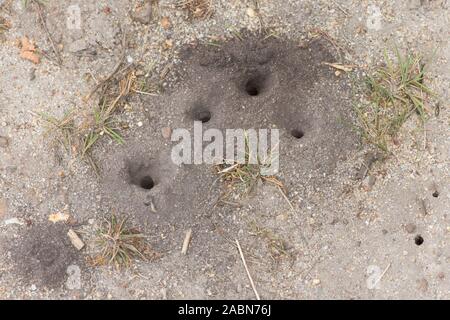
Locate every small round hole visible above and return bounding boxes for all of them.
[194,110,211,123]
[140,176,154,190]
[432,191,439,198]
[414,235,424,246]
[291,129,304,139]
[245,78,262,96]
[246,83,259,96]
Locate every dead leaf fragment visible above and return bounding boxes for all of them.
[0,17,11,31]
[163,39,173,50]
[160,16,171,29]
[48,212,70,223]
[20,36,40,64]
[21,51,40,64]
[20,37,36,53]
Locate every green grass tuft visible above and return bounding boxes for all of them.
[93,215,152,269]
[215,131,282,203]
[356,49,434,151]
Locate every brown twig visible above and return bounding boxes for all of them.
[85,30,128,101]
[36,2,62,66]
[277,186,294,211]
[309,28,353,61]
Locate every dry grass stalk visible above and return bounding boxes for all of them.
[235,239,260,300]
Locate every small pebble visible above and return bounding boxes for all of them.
[130,1,152,25]
[161,126,172,140]
[405,223,416,234]
[0,136,8,148]
[276,213,288,221]
[312,279,321,286]
[416,278,428,293]
[0,198,7,217]
[4,218,24,226]
[5,165,17,173]
[29,68,36,81]
[246,7,256,18]
[361,175,376,191]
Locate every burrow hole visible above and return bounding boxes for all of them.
[291,129,305,139]
[245,76,265,96]
[139,175,155,190]
[432,191,439,198]
[414,235,424,246]
[194,110,212,123]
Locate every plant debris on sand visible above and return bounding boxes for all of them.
[214,132,284,204]
[356,49,434,151]
[91,215,157,269]
[176,0,213,20]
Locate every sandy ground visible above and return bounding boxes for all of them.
[0,0,449,299]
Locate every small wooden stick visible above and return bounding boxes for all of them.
[85,30,127,101]
[36,3,62,65]
[372,263,391,288]
[277,186,294,211]
[181,228,192,255]
[235,239,260,300]
[67,229,85,251]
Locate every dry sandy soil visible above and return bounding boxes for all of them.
[0,0,449,299]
